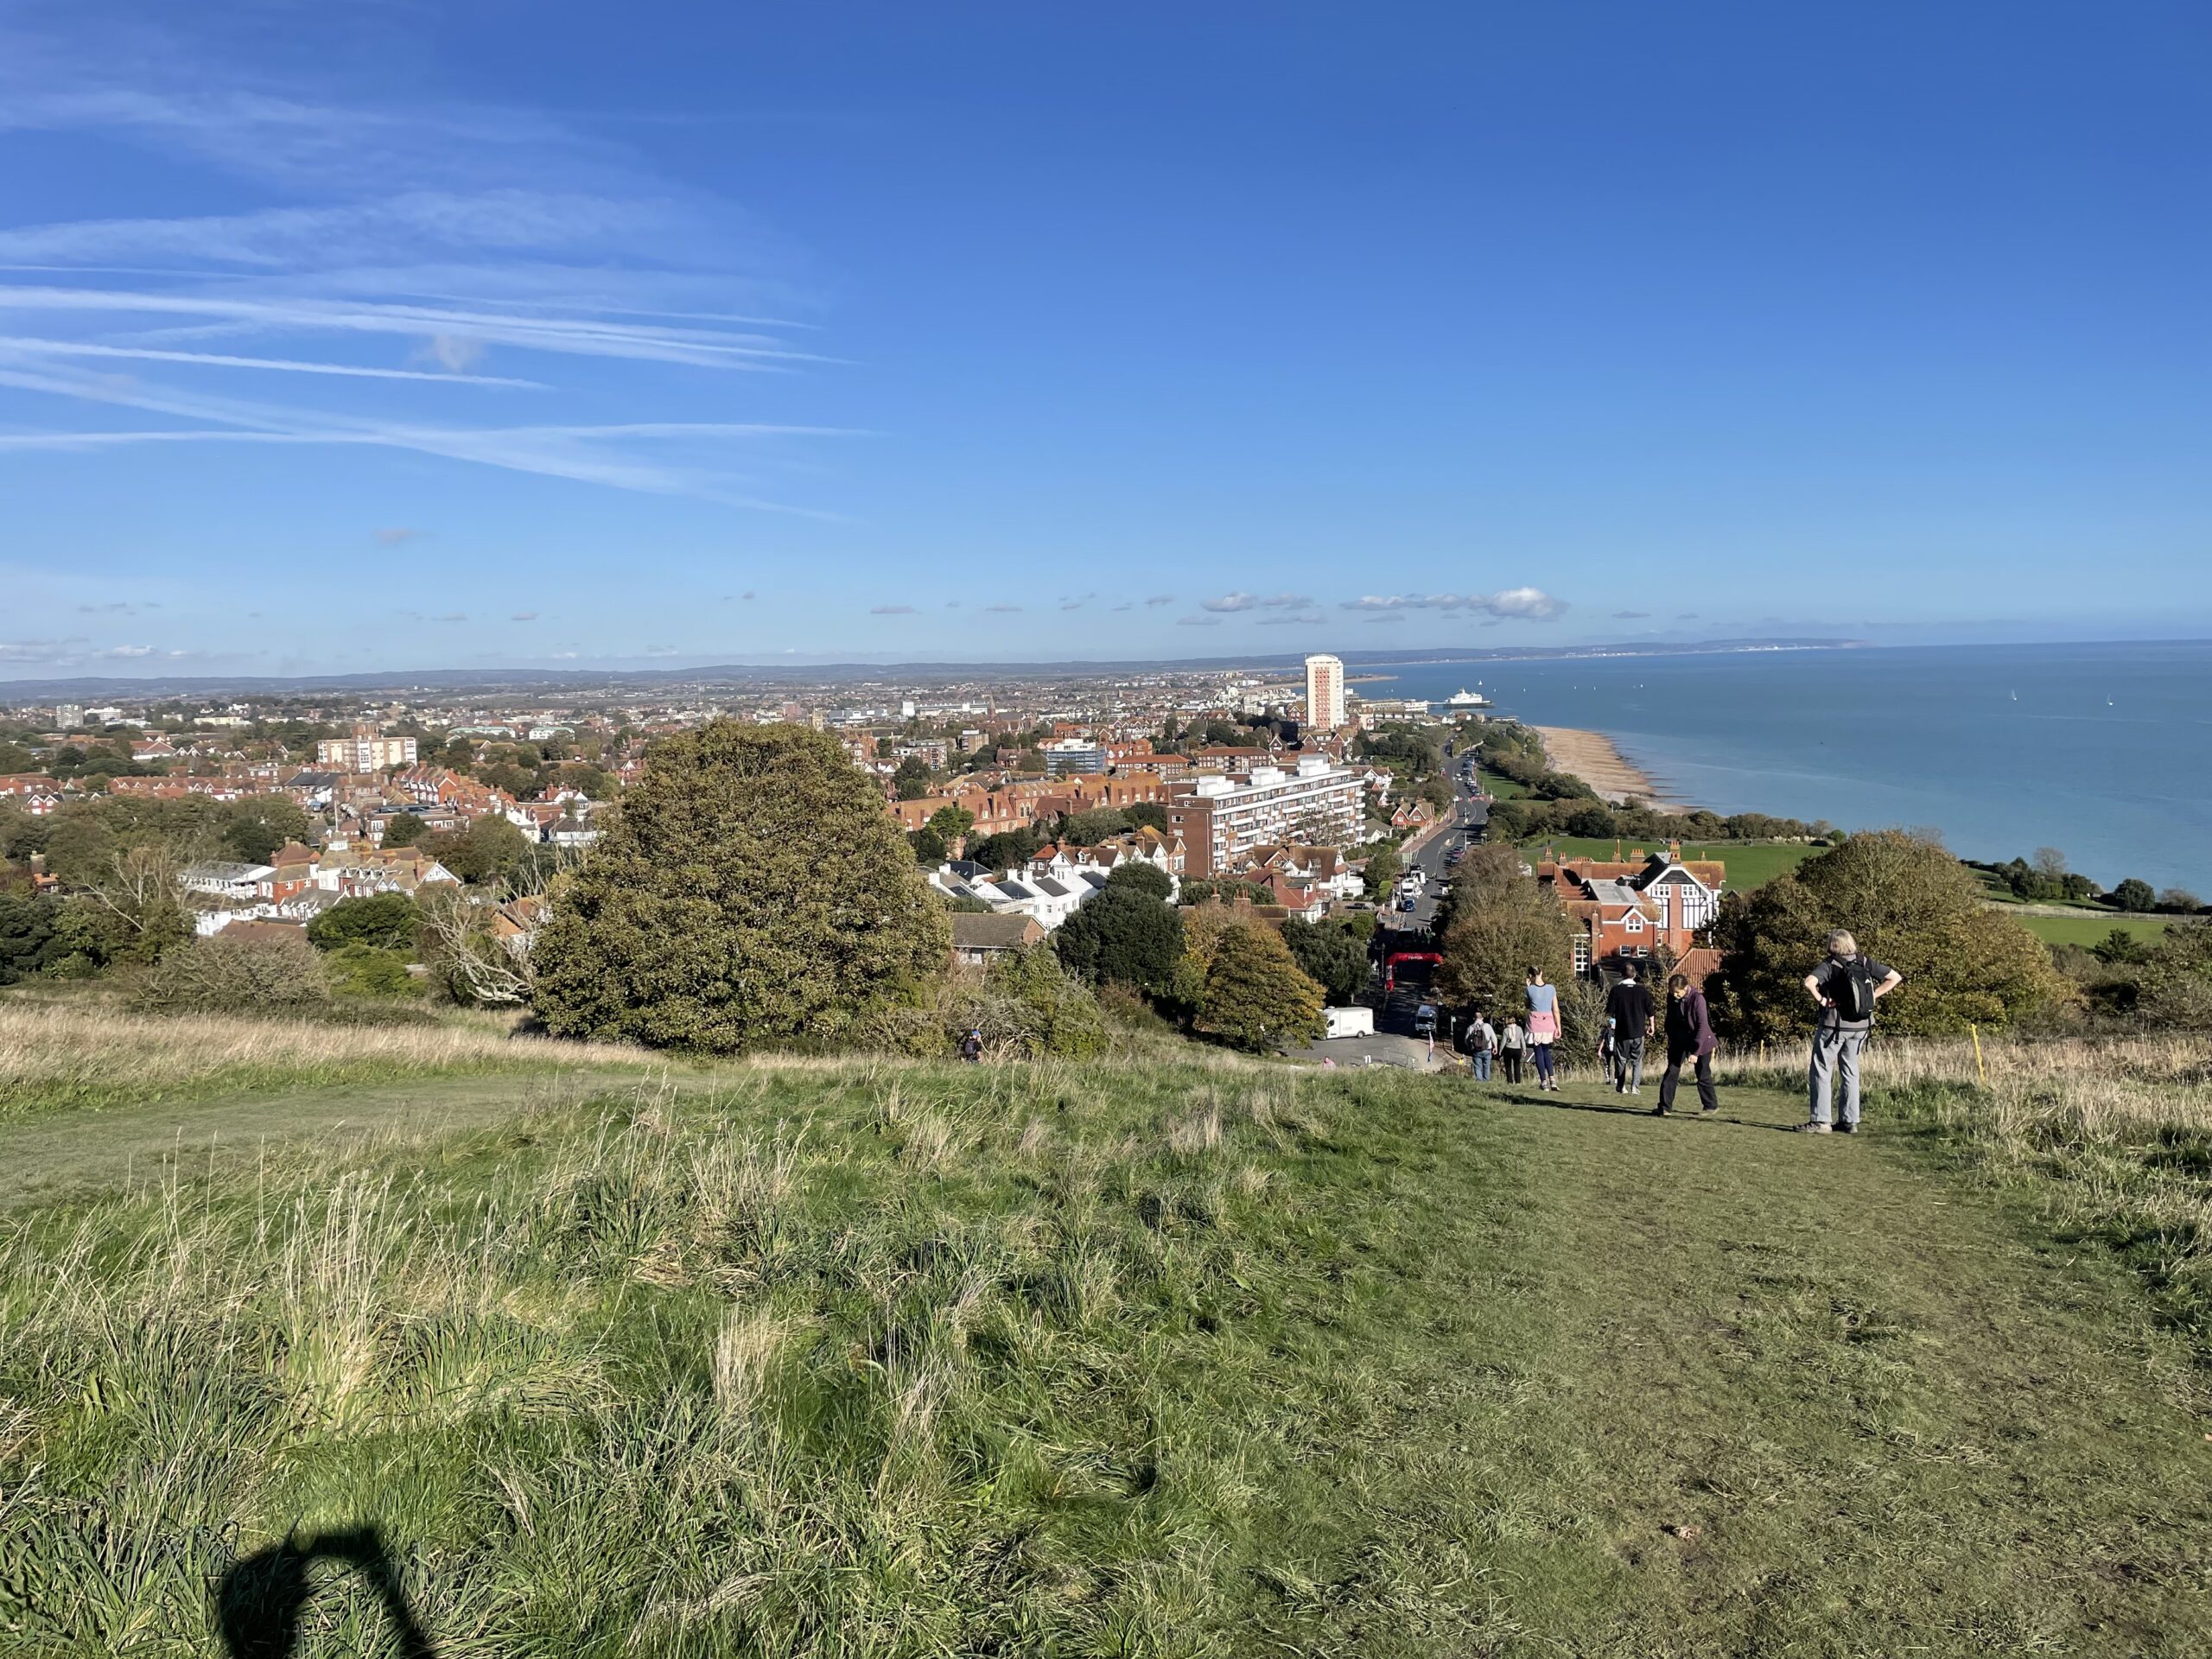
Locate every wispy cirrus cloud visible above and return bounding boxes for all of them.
[1201,591,1258,613]
[0,15,839,513]
[1340,587,1569,620]
[1143,594,1174,607]
[869,604,916,615]
[1175,615,1223,627]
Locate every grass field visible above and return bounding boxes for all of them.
[6,1027,2212,1656]
[1522,836,1820,891]
[2011,912,2173,949]
[0,989,662,1123]
[1477,768,1534,800]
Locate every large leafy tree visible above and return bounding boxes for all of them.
[1436,847,1573,1015]
[307,892,420,954]
[1706,830,2069,1044]
[531,721,949,1052]
[1281,918,1371,1004]
[1199,924,1325,1052]
[1053,869,1185,993]
[0,892,61,984]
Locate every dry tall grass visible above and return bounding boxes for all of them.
[1717,1030,2212,1360]
[0,998,656,1117]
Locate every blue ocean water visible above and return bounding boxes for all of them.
[1365,639,2212,893]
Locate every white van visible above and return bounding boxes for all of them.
[1324,1006,1376,1039]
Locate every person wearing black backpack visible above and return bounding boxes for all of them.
[1797,931,1903,1134]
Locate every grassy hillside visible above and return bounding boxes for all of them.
[5,1027,2212,1656]
[2010,912,2171,949]
[0,987,661,1123]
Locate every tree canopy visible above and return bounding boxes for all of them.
[307,892,420,954]
[1706,830,2069,1044]
[531,721,949,1052]
[1198,924,1325,1052]
[1436,845,1573,1014]
[1052,868,1185,993]
[1281,917,1372,1004]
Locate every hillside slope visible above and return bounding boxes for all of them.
[4,1054,2209,1656]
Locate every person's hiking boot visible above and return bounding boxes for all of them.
[1794,1120,1833,1134]
[1836,1122,1859,1135]
[1699,1104,1720,1116]
[1649,1104,1670,1117]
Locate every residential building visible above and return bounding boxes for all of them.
[1042,739,1107,776]
[182,860,278,901]
[317,730,420,770]
[53,704,84,728]
[1162,755,1363,877]
[1304,653,1346,730]
[950,912,1045,968]
[1536,843,1726,976]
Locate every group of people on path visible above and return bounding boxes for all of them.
[1453,932,1902,1132]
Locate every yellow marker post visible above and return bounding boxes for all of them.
[1969,1023,1987,1086]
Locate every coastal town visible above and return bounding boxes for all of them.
[0,652,1745,1035]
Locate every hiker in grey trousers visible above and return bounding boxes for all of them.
[1800,930,1903,1134]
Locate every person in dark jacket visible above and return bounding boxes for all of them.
[958,1028,984,1064]
[1655,973,1719,1117]
[1604,962,1656,1095]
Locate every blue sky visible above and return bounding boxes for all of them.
[2,1,2208,677]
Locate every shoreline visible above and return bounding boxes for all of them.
[1533,726,1693,810]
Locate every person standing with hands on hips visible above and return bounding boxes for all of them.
[1798,931,1902,1134]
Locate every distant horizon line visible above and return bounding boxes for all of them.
[5,634,2210,702]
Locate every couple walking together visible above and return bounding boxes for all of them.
[1602,960,1721,1116]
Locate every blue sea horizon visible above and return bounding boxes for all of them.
[1367,639,2211,894]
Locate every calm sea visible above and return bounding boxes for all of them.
[1364,639,2212,894]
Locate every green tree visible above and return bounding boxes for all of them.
[306,892,420,953]
[1125,801,1170,835]
[969,827,1042,872]
[2136,924,2212,1027]
[1706,830,2069,1045]
[925,804,975,843]
[2109,877,2157,913]
[1360,842,1402,902]
[1198,923,1325,1052]
[1282,918,1371,1004]
[979,944,1106,1058]
[1435,857,1573,1015]
[220,796,310,864]
[1105,861,1173,901]
[531,721,948,1052]
[0,892,61,983]
[1058,807,1130,846]
[380,812,428,849]
[1052,871,1185,993]
[0,741,35,774]
[910,825,949,866]
[427,816,533,886]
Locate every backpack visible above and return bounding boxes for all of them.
[1828,957,1879,1024]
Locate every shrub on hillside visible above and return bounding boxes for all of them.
[1053,868,1184,993]
[307,891,419,954]
[1199,924,1325,1052]
[133,931,329,1014]
[1707,830,2071,1045]
[531,721,950,1052]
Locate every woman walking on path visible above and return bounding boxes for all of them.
[1498,1016,1527,1083]
[1525,968,1561,1092]
[1656,973,1719,1117]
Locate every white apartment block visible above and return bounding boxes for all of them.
[1163,754,1363,876]
[315,733,419,770]
[1305,653,1346,730]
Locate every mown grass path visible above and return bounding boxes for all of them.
[1254,1071,2212,1655]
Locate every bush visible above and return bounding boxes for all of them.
[531,722,949,1052]
[327,944,420,997]
[1053,871,1184,993]
[307,892,420,954]
[1707,830,2071,1044]
[133,931,329,1014]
